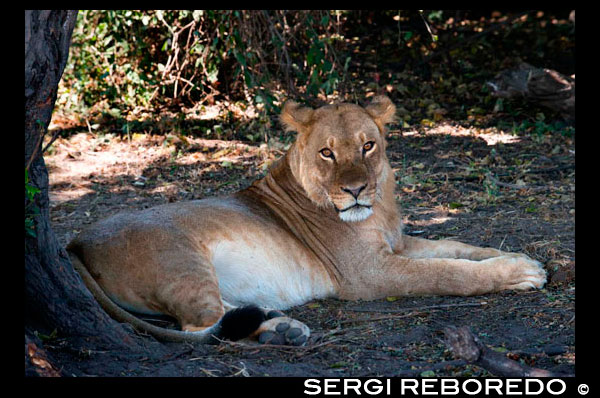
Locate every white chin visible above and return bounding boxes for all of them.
[338,206,373,222]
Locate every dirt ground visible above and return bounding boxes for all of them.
[41,121,575,377]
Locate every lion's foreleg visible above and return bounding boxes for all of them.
[398,235,517,261]
[357,254,547,298]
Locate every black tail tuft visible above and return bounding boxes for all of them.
[217,305,267,341]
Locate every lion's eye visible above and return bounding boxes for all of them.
[320,148,335,159]
[362,141,375,153]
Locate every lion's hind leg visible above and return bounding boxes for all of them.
[155,265,227,334]
[151,248,269,341]
[156,270,310,345]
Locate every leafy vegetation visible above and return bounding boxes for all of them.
[25,169,40,238]
[56,10,574,143]
[59,11,349,117]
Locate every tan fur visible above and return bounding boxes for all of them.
[67,95,546,342]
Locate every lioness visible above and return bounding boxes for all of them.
[67,96,546,345]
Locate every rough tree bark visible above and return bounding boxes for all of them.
[25,10,144,375]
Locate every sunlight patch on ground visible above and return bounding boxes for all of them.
[46,122,520,207]
[45,132,269,205]
[401,123,521,145]
[406,215,454,227]
[183,100,260,122]
[402,205,455,228]
[46,133,175,204]
[50,186,96,205]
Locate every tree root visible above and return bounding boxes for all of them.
[443,325,573,377]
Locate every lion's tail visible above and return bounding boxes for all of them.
[67,251,266,343]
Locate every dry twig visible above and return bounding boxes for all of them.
[347,301,488,314]
[211,335,342,356]
[339,311,422,325]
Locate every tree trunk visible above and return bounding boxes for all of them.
[24,10,142,368]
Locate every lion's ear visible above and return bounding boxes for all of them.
[365,95,397,130]
[280,100,314,134]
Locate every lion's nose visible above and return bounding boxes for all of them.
[341,184,367,199]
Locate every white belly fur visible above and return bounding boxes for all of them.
[211,238,334,310]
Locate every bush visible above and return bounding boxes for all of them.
[58,10,351,120]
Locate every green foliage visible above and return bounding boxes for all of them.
[25,169,40,238]
[56,10,575,142]
[34,329,58,342]
[511,115,574,138]
[58,10,351,119]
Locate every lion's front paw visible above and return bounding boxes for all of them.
[491,255,547,291]
[255,316,310,346]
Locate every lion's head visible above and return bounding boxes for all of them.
[281,96,397,222]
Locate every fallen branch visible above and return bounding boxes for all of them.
[487,62,575,120]
[443,325,573,377]
[339,311,422,325]
[211,334,342,354]
[526,164,575,174]
[429,163,573,187]
[347,301,488,314]
[485,173,547,192]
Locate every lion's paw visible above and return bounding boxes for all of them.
[492,255,547,291]
[255,316,310,346]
